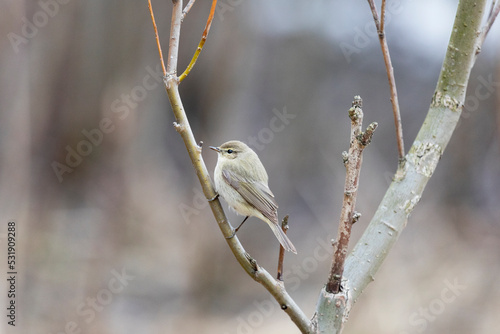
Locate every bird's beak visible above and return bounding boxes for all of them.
[209,146,220,153]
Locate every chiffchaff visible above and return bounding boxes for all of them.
[210,140,297,254]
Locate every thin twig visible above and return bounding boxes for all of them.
[182,0,197,20]
[367,0,405,164]
[179,0,218,82]
[326,96,377,294]
[147,0,167,77]
[277,215,289,281]
[489,0,497,16]
[379,0,387,32]
[367,0,380,28]
[479,1,500,47]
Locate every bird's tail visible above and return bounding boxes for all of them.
[268,221,297,254]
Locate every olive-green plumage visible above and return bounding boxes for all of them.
[210,141,297,254]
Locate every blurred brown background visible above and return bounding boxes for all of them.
[1,1,499,333]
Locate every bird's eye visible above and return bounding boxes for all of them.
[227,149,234,154]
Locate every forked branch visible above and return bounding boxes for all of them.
[316,1,491,333]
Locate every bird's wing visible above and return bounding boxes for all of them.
[222,168,278,223]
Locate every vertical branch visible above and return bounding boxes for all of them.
[379,0,387,32]
[166,0,183,80]
[367,0,405,164]
[326,96,377,294]
[147,0,167,77]
[277,215,289,281]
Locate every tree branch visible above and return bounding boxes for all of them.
[277,215,289,281]
[182,0,196,20]
[167,85,312,332]
[347,0,489,303]
[367,0,405,163]
[379,0,387,32]
[315,1,489,332]
[479,0,500,47]
[147,0,167,77]
[148,1,312,332]
[326,96,377,294]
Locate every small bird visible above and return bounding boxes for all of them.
[210,140,297,253]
